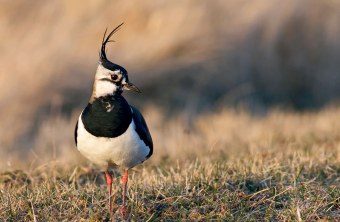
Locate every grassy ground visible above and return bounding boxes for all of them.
[0,108,339,221]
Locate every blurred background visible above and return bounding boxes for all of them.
[1,0,340,169]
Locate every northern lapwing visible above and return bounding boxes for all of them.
[74,23,153,216]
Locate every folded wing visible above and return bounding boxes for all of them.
[131,106,153,158]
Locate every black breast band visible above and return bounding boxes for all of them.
[81,95,132,137]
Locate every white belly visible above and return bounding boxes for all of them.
[76,115,150,169]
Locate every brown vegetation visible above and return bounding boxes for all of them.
[0,1,340,220]
[1,108,339,220]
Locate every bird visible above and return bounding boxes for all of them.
[74,23,153,216]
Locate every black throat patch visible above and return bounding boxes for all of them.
[81,95,132,137]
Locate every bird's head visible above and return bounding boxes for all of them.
[92,23,140,99]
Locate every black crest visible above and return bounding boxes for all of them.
[99,23,124,64]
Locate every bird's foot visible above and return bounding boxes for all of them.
[119,205,128,217]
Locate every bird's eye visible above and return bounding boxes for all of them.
[111,74,119,81]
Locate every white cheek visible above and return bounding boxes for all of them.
[96,65,107,78]
[95,81,117,97]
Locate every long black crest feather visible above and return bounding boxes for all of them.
[100,23,124,62]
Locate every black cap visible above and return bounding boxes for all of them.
[99,23,127,73]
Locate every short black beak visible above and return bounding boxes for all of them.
[124,82,141,93]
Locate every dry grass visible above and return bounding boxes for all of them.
[0,108,339,221]
[2,0,340,154]
[1,1,340,220]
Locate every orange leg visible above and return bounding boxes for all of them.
[105,170,113,213]
[120,170,129,216]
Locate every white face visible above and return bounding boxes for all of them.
[93,64,126,98]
